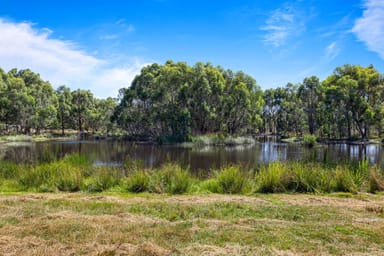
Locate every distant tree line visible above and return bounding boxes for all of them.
[262,65,384,140]
[0,68,116,135]
[0,62,383,141]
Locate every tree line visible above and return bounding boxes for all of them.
[0,68,116,135]
[1,62,383,141]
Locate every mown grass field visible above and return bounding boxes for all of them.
[0,192,383,255]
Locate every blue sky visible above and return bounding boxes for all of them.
[0,0,383,98]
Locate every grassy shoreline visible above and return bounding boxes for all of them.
[1,156,384,255]
[0,192,383,255]
[1,155,384,194]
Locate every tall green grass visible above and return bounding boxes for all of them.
[0,154,383,195]
[202,166,251,194]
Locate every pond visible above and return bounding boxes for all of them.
[1,137,383,171]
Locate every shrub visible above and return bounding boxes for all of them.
[302,134,317,148]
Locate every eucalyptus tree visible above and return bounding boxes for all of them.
[56,85,73,135]
[114,61,264,140]
[71,89,94,133]
[298,76,321,135]
[323,65,384,140]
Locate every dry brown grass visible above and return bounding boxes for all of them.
[0,193,383,255]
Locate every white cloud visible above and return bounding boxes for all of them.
[352,0,384,59]
[261,4,305,47]
[325,42,340,61]
[0,19,148,98]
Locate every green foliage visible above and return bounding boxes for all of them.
[1,63,383,140]
[82,167,120,192]
[114,61,264,141]
[125,170,150,193]
[0,161,21,179]
[256,162,285,193]
[148,163,192,194]
[213,166,250,194]
[198,178,220,193]
[0,156,384,196]
[332,167,358,193]
[282,162,321,193]
[302,134,317,147]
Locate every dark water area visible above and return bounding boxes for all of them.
[1,137,383,171]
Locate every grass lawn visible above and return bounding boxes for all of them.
[0,192,383,255]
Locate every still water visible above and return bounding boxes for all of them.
[1,138,383,171]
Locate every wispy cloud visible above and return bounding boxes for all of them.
[318,14,352,38]
[0,19,149,98]
[99,34,119,40]
[115,19,135,33]
[325,41,340,60]
[352,0,384,59]
[261,3,305,47]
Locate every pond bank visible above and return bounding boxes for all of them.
[1,155,384,194]
[0,192,383,255]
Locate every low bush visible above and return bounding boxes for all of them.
[302,134,317,147]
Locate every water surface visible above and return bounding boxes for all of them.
[1,137,382,171]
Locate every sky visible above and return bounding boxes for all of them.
[0,0,383,98]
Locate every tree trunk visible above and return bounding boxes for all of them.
[61,116,65,136]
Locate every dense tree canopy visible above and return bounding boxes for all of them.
[0,63,383,141]
[113,61,264,141]
[0,68,116,135]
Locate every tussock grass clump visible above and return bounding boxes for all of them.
[332,167,358,193]
[148,163,192,194]
[368,168,384,193]
[0,161,21,180]
[254,161,364,194]
[256,162,285,193]
[20,161,84,192]
[281,162,322,193]
[82,167,121,192]
[125,170,150,193]
[213,165,250,194]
